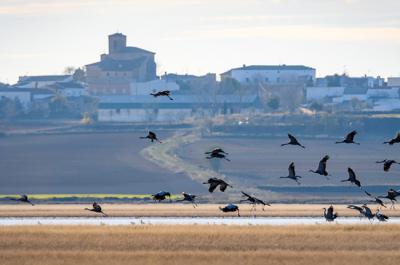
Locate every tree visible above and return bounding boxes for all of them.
[64,66,76,75]
[309,101,323,111]
[326,74,342,87]
[218,77,242,94]
[267,96,280,110]
[49,93,68,115]
[73,68,86,82]
[0,96,19,119]
[350,97,366,112]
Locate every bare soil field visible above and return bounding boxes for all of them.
[0,204,398,217]
[180,136,400,187]
[0,132,203,194]
[1,225,400,265]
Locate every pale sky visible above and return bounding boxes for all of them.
[0,0,399,84]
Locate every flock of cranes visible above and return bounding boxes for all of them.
[287,131,400,222]
[6,90,400,222]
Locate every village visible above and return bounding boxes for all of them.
[0,32,399,124]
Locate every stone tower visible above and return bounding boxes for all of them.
[108,33,127,54]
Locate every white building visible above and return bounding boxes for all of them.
[48,81,88,97]
[387,77,400,87]
[130,79,179,96]
[98,95,261,122]
[367,87,399,99]
[305,85,400,111]
[0,88,31,109]
[17,75,73,89]
[372,99,400,111]
[221,65,316,85]
[306,87,344,101]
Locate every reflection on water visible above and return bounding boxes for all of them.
[0,217,398,226]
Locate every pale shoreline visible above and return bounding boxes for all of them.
[0,203,395,217]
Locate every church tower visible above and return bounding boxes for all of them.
[108,33,126,54]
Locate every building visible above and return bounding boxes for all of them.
[387,77,400,87]
[130,79,179,96]
[316,74,385,88]
[85,33,157,95]
[332,87,369,103]
[0,88,31,109]
[220,65,316,85]
[306,86,345,102]
[16,75,72,89]
[162,73,218,92]
[47,81,88,98]
[98,95,261,122]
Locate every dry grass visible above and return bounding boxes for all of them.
[1,225,400,265]
[0,203,398,217]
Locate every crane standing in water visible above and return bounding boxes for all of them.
[323,205,338,222]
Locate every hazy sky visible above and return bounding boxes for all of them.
[0,0,399,84]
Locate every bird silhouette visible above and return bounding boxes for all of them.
[152,191,171,202]
[347,204,374,220]
[205,148,228,155]
[323,205,338,222]
[364,191,386,208]
[378,189,400,209]
[177,192,197,208]
[376,159,399,172]
[309,155,330,178]
[240,191,270,211]
[219,203,240,217]
[205,152,230,161]
[347,204,364,217]
[280,162,302,185]
[85,202,107,216]
[203,178,232,193]
[150,90,173,100]
[341,167,362,188]
[10,194,34,206]
[335,130,360,145]
[383,133,400,145]
[281,133,305,148]
[140,131,162,143]
[361,204,375,220]
[375,209,389,222]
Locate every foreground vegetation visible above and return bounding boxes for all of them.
[1,225,400,265]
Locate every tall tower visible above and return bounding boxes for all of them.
[108,33,127,54]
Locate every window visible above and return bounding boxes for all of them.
[116,108,121,114]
